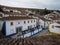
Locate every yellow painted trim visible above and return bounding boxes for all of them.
[48,30,59,35]
[48,24,60,35]
[50,32,58,35]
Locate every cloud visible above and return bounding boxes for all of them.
[0,0,60,10]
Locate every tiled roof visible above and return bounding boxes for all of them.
[49,17,60,20]
[40,17,51,21]
[0,16,35,20]
[3,12,21,15]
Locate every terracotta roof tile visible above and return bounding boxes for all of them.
[0,16,35,20]
[49,17,60,20]
[3,12,21,15]
[40,17,51,21]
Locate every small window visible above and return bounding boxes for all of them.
[18,22,20,24]
[10,10,13,12]
[52,25,54,28]
[24,21,26,24]
[28,21,29,23]
[0,14,2,17]
[34,20,35,22]
[11,22,13,26]
[34,25,35,27]
[31,20,32,23]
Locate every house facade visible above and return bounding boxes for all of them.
[49,22,60,34]
[39,17,52,29]
[0,16,37,37]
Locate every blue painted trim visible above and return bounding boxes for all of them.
[30,32,32,36]
[29,30,42,37]
[3,21,17,38]
[22,31,25,38]
[4,33,16,38]
[30,28,34,36]
[3,21,6,36]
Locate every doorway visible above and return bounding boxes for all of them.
[16,27,22,34]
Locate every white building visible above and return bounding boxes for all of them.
[39,17,52,29]
[0,16,37,37]
[44,11,60,23]
[49,22,60,34]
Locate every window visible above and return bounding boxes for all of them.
[11,22,13,26]
[10,10,13,12]
[34,25,35,27]
[34,20,35,22]
[31,20,32,23]
[0,14,2,17]
[18,22,20,24]
[24,21,26,24]
[28,21,29,23]
[52,25,54,28]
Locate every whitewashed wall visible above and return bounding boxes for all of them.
[39,19,48,28]
[49,23,60,34]
[39,19,44,28]
[5,19,36,36]
[6,21,16,36]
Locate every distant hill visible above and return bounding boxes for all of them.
[0,5,60,16]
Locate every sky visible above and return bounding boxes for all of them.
[0,0,60,10]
